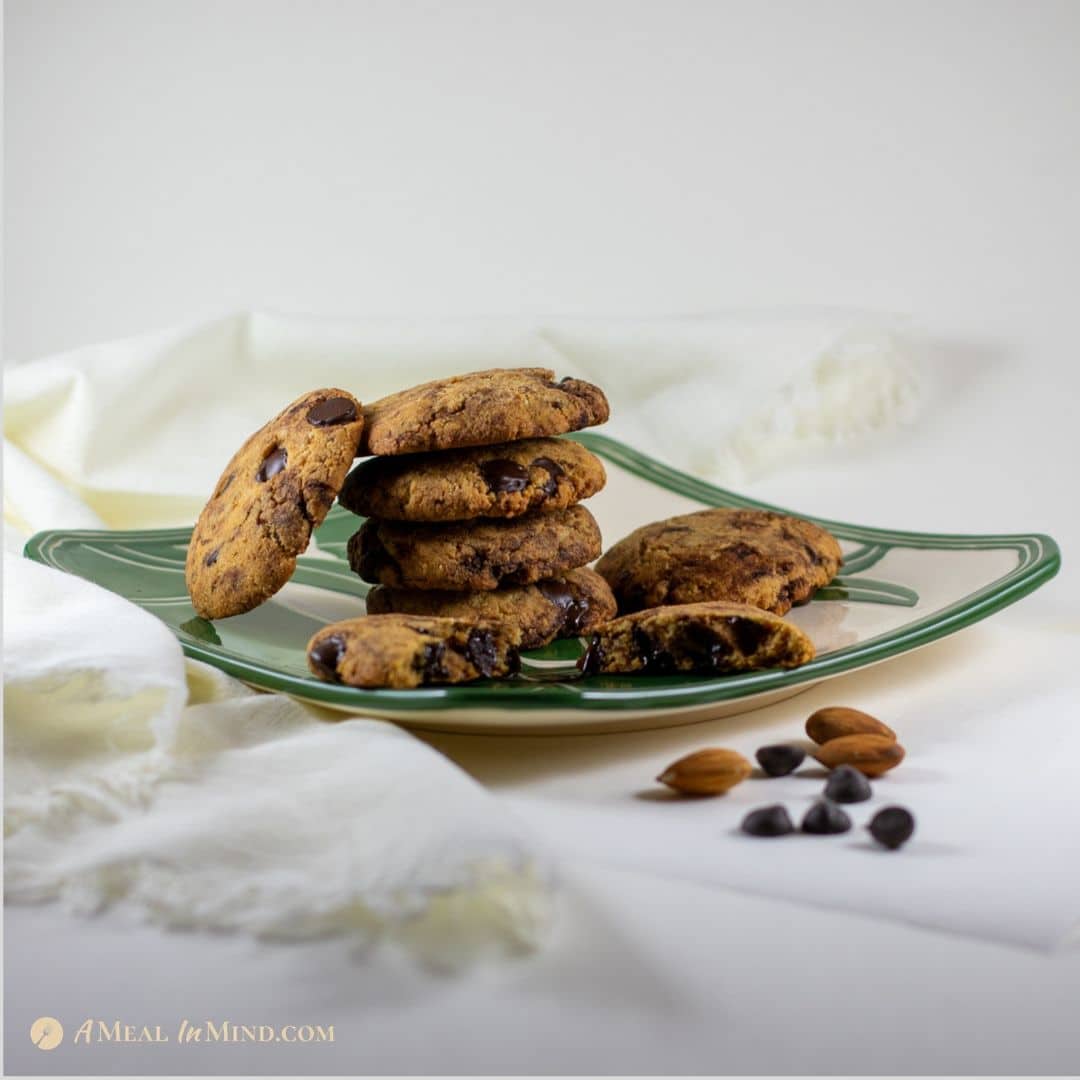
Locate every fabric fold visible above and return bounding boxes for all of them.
[4,555,553,965]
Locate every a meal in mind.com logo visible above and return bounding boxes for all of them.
[28,1015,335,1048]
[30,1017,64,1050]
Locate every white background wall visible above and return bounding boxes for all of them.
[8,0,1079,605]
[6,0,1079,365]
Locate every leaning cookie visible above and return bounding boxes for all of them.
[578,601,815,676]
[595,507,842,615]
[340,437,606,522]
[185,389,364,620]
[307,614,521,688]
[365,567,618,649]
[350,505,602,592]
[358,367,610,456]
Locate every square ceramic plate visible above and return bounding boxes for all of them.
[24,434,1059,734]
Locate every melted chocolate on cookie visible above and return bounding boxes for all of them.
[538,578,591,634]
[309,634,346,681]
[480,459,530,494]
[255,447,287,482]
[307,396,358,426]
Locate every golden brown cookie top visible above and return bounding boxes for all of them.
[358,367,609,456]
[340,437,606,522]
[306,614,521,689]
[579,600,816,675]
[349,504,603,592]
[595,507,842,615]
[185,389,363,620]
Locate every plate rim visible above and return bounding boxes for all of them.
[23,432,1061,713]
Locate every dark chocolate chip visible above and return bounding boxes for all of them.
[306,396,357,426]
[801,800,852,835]
[203,548,220,567]
[419,641,448,681]
[755,744,806,777]
[631,626,677,673]
[727,615,769,656]
[255,447,288,482]
[480,458,529,494]
[538,579,591,634]
[463,628,500,677]
[577,634,605,675]
[741,805,795,837]
[672,622,733,670]
[868,806,915,850]
[530,456,565,497]
[309,634,346,682]
[823,765,872,804]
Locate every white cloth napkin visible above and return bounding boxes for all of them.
[3,310,922,533]
[3,554,552,965]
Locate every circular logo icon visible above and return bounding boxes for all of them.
[30,1017,64,1051]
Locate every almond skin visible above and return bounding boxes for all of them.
[657,748,752,796]
[814,734,905,777]
[806,706,897,745]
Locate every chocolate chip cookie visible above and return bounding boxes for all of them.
[365,566,618,649]
[186,389,364,620]
[350,504,602,592]
[578,601,815,676]
[339,437,606,522]
[307,614,521,688]
[358,367,610,456]
[595,507,842,615]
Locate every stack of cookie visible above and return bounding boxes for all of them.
[337,367,618,651]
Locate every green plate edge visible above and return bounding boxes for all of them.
[23,432,1061,713]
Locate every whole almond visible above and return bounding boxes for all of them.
[806,706,896,745]
[657,748,752,796]
[814,734,905,777]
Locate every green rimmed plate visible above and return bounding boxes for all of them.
[23,434,1060,733]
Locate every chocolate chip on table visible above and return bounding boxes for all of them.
[480,458,530,494]
[741,805,795,837]
[306,396,357,426]
[801,800,852,835]
[868,806,916,850]
[755,744,806,777]
[823,765,873,803]
[308,634,346,681]
[531,456,565,496]
[255,447,288,482]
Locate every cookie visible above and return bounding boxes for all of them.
[358,367,609,456]
[350,505,602,592]
[365,566,618,649]
[578,601,815,676]
[595,507,842,615]
[339,437,606,522]
[186,389,364,620]
[307,614,520,688]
